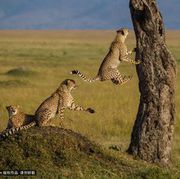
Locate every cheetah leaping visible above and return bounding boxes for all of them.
[70,28,141,85]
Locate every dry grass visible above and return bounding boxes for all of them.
[0,30,179,176]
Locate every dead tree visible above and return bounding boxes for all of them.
[127,0,176,166]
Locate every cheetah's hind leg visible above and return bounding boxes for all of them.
[36,109,52,127]
[111,75,132,85]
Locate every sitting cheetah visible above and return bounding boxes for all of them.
[70,28,140,85]
[0,105,36,139]
[6,105,35,129]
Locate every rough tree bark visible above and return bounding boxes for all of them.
[127,0,176,166]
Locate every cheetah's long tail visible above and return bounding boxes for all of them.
[0,121,36,140]
[70,70,99,83]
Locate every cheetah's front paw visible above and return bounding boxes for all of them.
[86,108,95,113]
[59,121,64,128]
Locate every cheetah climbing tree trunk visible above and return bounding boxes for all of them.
[127,0,176,166]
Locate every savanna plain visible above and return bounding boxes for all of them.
[0,30,179,178]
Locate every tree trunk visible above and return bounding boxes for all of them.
[127,0,176,166]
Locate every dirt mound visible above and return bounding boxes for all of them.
[0,127,108,178]
[0,127,170,178]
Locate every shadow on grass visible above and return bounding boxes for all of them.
[5,67,37,77]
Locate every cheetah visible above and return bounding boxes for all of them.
[35,79,95,127]
[70,28,140,85]
[0,105,36,139]
[6,105,35,129]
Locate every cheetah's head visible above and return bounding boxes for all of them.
[61,79,77,91]
[6,105,19,117]
[116,28,129,42]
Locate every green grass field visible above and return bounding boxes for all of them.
[0,30,179,177]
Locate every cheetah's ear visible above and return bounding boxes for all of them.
[17,105,20,108]
[121,30,125,35]
[116,29,124,35]
[64,79,68,85]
